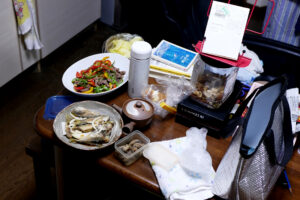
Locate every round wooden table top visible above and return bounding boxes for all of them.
[34,82,300,199]
[34,82,232,195]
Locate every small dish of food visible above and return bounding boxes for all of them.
[53,101,123,151]
[114,130,150,166]
[62,53,129,97]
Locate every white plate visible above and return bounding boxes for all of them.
[53,101,123,151]
[62,53,129,97]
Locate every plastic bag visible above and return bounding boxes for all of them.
[143,75,194,118]
[179,127,215,183]
[102,33,143,58]
[237,45,264,85]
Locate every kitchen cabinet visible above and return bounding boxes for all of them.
[0,0,23,87]
[0,0,101,87]
[37,0,101,58]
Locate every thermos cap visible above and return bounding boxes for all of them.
[131,41,152,60]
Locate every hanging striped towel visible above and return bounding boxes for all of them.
[262,0,300,47]
[13,0,43,50]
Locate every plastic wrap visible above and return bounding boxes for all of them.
[143,76,194,118]
[179,127,215,182]
[114,130,150,166]
[191,58,238,109]
[102,33,143,58]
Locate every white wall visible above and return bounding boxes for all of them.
[37,0,101,58]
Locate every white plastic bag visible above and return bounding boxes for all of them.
[179,127,215,183]
[142,127,215,200]
[237,45,264,84]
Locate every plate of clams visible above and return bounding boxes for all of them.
[53,100,123,151]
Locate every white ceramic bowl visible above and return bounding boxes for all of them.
[53,100,123,151]
[62,53,129,97]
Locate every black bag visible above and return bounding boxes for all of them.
[212,76,294,200]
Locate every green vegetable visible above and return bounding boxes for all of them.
[83,74,96,79]
[72,78,88,86]
[109,72,117,84]
[94,85,109,93]
[116,79,123,86]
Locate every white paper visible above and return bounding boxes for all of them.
[202,1,250,60]
[286,88,300,134]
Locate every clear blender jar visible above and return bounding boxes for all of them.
[191,55,239,109]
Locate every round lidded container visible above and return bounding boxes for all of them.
[120,98,154,134]
[191,55,239,109]
[122,98,154,122]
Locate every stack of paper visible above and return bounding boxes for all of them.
[149,59,193,80]
[149,40,200,81]
[286,88,300,134]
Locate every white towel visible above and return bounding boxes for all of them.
[13,0,43,50]
[144,128,215,200]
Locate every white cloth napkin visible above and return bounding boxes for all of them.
[144,128,215,200]
[13,0,43,50]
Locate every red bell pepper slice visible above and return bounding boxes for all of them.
[104,60,111,66]
[88,79,96,86]
[76,72,82,78]
[93,60,102,66]
[74,86,84,91]
[91,65,96,70]
[102,65,110,70]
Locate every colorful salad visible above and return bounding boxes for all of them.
[72,57,125,93]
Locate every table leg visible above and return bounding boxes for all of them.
[54,145,64,200]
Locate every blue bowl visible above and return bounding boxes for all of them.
[43,96,79,120]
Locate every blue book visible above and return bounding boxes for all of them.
[152,40,198,71]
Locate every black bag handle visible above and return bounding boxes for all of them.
[264,96,294,166]
[280,96,294,165]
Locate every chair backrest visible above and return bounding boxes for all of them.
[160,0,300,87]
[243,34,300,88]
[159,0,210,49]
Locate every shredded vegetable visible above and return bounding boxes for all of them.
[65,107,115,146]
[72,57,125,93]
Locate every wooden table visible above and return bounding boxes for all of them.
[34,83,300,200]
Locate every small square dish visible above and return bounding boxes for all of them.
[114,130,150,166]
